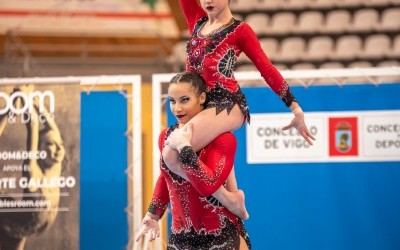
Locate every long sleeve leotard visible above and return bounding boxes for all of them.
[179,0,297,123]
[147,125,251,249]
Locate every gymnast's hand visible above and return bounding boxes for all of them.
[167,123,193,152]
[282,112,315,145]
[135,215,160,242]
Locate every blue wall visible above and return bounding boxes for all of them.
[166,83,400,250]
[80,91,128,250]
[233,84,400,250]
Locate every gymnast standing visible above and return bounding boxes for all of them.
[136,72,251,249]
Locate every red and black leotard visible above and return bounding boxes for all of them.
[179,0,297,123]
[148,125,251,249]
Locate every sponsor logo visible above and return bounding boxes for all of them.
[329,117,358,156]
[0,90,55,123]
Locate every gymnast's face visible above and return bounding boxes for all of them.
[168,82,206,126]
[39,130,65,166]
[200,0,230,16]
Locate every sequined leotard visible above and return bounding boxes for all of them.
[179,0,297,123]
[148,125,251,249]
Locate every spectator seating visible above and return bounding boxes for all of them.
[278,37,306,62]
[245,13,270,35]
[330,35,363,60]
[265,12,296,35]
[348,9,379,32]
[324,10,352,34]
[305,36,335,61]
[360,34,391,59]
[378,8,400,31]
[259,38,280,61]
[294,11,324,34]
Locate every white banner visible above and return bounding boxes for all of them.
[246,111,400,163]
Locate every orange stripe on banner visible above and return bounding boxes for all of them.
[0,9,172,19]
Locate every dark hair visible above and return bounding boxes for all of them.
[170,71,206,96]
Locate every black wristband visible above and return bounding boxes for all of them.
[178,145,198,169]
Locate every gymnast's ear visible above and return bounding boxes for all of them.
[199,92,206,105]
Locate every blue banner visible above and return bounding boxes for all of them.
[80,91,128,250]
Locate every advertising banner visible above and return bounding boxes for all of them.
[0,83,80,250]
[246,110,400,163]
